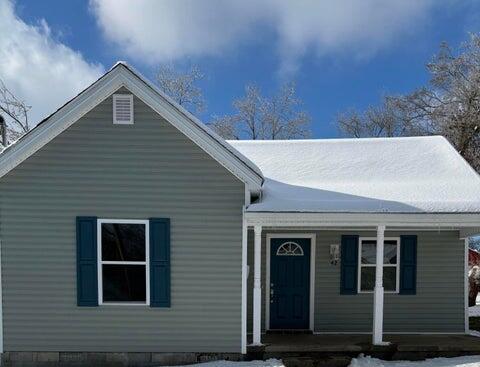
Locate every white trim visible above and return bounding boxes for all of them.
[113,94,134,124]
[465,237,469,333]
[358,237,400,294]
[372,225,388,346]
[97,219,150,306]
[252,225,262,346]
[245,212,480,228]
[265,233,316,331]
[241,205,248,354]
[0,64,263,192]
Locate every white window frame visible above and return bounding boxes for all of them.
[358,237,400,294]
[113,94,134,125]
[97,219,150,306]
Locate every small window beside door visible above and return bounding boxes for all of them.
[358,238,400,293]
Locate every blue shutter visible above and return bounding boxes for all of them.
[76,217,98,306]
[340,235,359,295]
[150,218,171,307]
[400,235,417,295]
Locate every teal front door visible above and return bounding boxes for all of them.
[270,238,311,330]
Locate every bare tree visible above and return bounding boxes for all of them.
[208,115,239,140]
[210,82,311,140]
[0,79,31,146]
[337,98,417,138]
[155,65,205,114]
[337,33,480,171]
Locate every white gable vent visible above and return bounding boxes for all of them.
[113,94,134,124]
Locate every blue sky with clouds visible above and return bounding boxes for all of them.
[2,0,480,138]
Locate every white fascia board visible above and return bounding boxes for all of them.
[245,211,480,228]
[0,64,263,192]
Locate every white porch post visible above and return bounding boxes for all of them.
[252,225,262,345]
[373,225,387,345]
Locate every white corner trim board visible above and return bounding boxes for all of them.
[0,63,263,193]
[241,205,248,354]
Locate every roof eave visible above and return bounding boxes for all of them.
[0,63,264,191]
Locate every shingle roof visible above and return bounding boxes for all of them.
[229,136,480,213]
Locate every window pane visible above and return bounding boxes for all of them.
[360,267,397,292]
[102,265,146,302]
[361,240,398,265]
[383,267,397,292]
[361,241,376,264]
[360,267,375,291]
[384,241,397,264]
[102,223,145,261]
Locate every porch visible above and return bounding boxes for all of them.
[247,334,480,364]
[242,213,480,352]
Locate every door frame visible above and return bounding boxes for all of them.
[265,233,316,331]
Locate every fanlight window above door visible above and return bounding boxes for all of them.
[276,241,304,256]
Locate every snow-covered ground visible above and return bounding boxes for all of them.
[469,294,480,316]
[349,355,480,367]
[470,305,480,317]
[167,361,284,367]
[168,356,480,367]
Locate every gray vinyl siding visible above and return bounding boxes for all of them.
[247,230,465,333]
[0,89,245,352]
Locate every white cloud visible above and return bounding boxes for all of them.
[91,0,435,74]
[0,0,104,128]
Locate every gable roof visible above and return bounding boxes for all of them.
[0,62,263,191]
[229,136,480,213]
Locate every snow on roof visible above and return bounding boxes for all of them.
[228,136,480,213]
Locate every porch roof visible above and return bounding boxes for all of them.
[229,136,480,214]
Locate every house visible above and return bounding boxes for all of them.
[0,62,479,364]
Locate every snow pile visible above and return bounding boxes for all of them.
[229,137,480,213]
[165,360,284,367]
[470,305,480,317]
[349,355,480,367]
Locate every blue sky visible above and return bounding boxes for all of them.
[2,0,480,138]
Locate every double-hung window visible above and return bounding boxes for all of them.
[358,237,400,293]
[98,219,150,305]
